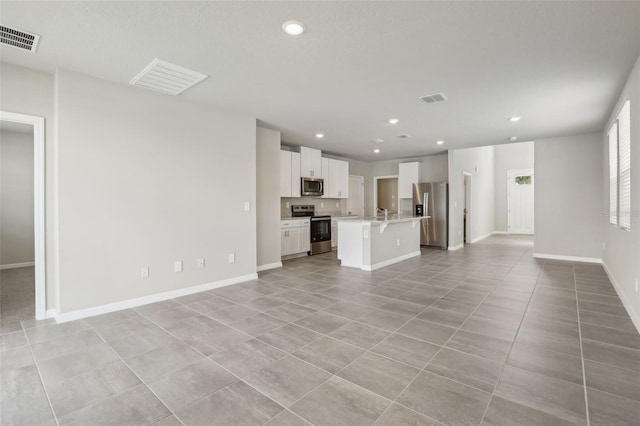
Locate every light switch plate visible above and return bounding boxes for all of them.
[197,258,205,269]
[141,267,149,278]
[244,202,251,212]
[228,253,236,263]
[174,261,183,273]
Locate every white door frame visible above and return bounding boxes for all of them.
[347,175,364,216]
[463,171,472,243]
[507,168,534,234]
[373,175,398,216]
[0,111,47,319]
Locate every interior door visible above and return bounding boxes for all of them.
[347,175,364,217]
[508,169,534,234]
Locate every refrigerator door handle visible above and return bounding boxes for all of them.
[424,193,428,215]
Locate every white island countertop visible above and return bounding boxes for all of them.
[336,215,431,271]
[335,215,430,224]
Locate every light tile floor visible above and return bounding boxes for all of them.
[2,236,639,426]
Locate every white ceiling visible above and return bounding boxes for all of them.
[1,1,638,161]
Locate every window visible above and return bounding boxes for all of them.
[609,122,618,225]
[609,100,631,230]
[618,101,631,230]
[515,175,532,185]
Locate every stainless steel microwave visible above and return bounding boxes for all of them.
[301,177,324,196]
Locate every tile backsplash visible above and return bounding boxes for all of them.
[281,198,348,217]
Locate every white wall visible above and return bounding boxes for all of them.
[0,63,56,311]
[1,130,35,266]
[602,54,640,327]
[534,132,602,259]
[55,69,257,313]
[256,127,282,269]
[448,146,495,247]
[494,142,535,232]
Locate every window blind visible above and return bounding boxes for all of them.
[618,100,631,230]
[609,122,618,225]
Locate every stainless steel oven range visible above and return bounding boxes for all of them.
[291,205,332,255]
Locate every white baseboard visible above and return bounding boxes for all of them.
[448,243,464,251]
[0,262,35,270]
[363,251,421,271]
[55,273,258,324]
[492,231,509,235]
[533,253,602,264]
[45,309,57,319]
[257,262,283,272]
[602,262,640,333]
[471,232,493,243]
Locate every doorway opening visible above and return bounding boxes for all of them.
[463,172,472,243]
[507,169,535,234]
[0,111,46,322]
[347,175,364,217]
[373,175,398,217]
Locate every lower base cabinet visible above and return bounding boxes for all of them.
[281,219,310,256]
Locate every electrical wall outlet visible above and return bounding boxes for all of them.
[396,239,400,246]
[336,202,339,208]
[458,230,461,236]
[320,202,324,208]
[244,202,251,212]
[174,261,183,273]
[603,242,606,249]
[286,202,290,208]
[141,267,149,278]
[197,258,205,269]
[228,253,236,263]
[363,230,369,239]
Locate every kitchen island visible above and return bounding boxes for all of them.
[336,215,429,271]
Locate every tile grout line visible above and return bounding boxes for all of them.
[22,329,61,426]
[573,264,591,426]
[477,244,541,425]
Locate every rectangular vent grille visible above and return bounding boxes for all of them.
[130,58,208,96]
[419,92,448,104]
[0,25,40,52]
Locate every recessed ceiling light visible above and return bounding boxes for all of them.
[282,21,305,36]
[375,138,384,144]
[373,149,380,153]
[509,136,518,141]
[397,134,411,139]
[388,118,399,125]
[315,133,324,139]
[436,140,444,145]
[508,116,522,122]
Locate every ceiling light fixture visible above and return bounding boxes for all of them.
[375,138,384,144]
[508,116,522,122]
[282,21,305,36]
[388,118,399,125]
[509,136,518,141]
[315,133,324,139]
[436,140,444,145]
[373,149,380,153]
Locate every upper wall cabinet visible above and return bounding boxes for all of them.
[398,161,420,198]
[300,147,322,178]
[329,158,349,198]
[281,150,302,197]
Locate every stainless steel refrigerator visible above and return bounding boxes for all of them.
[412,182,448,249]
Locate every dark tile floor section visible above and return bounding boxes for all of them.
[2,235,639,426]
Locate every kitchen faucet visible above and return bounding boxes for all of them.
[377,208,388,221]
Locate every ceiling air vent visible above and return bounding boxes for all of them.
[397,134,411,139]
[419,92,448,104]
[129,58,208,96]
[0,25,40,52]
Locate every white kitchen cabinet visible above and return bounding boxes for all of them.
[280,150,302,197]
[300,146,322,178]
[328,158,349,198]
[280,219,310,256]
[398,161,420,199]
[321,158,330,198]
[280,150,292,197]
[291,152,301,197]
